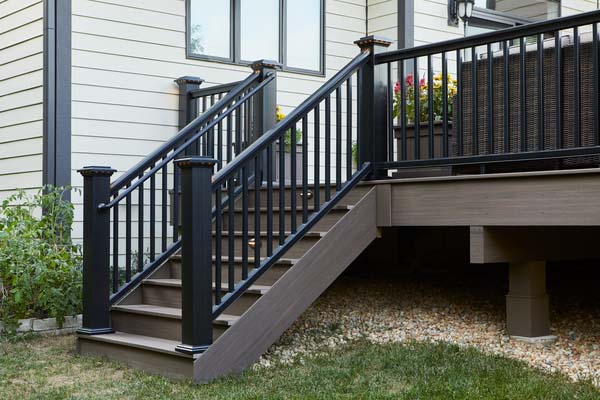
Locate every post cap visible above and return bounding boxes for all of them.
[175,157,218,168]
[77,166,117,177]
[250,59,283,72]
[175,76,205,86]
[354,35,394,50]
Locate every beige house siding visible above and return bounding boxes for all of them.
[368,0,398,50]
[0,0,44,199]
[562,0,599,15]
[69,0,367,239]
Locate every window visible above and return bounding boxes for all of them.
[466,0,561,35]
[187,0,325,74]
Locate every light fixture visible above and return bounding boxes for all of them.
[448,0,475,26]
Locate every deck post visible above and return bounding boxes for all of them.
[175,76,204,155]
[355,36,392,179]
[77,166,116,335]
[506,261,554,341]
[251,60,281,182]
[175,156,217,355]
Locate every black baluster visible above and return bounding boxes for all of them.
[503,41,510,153]
[574,27,581,147]
[472,47,478,155]
[428,54,434,159]
[241,164,249,282]
[279,133,285,245]
[215,187,222,304]
[346,78,353,178]
[138,177,144,272]
[325,95,331,200]
[254,156,261,269]
[414,57,420,159]
[457,50,464,156]
[487,43,494,155]
[112,199,119,293]
[150,166,156,262]
[290,124,297,233]
[537,34,545,150]
[400,61,407,160]
[228,177,235,290]
[314,105,321,211]
[520,37,527,151]
[336,87,342,190]
[442,53,449,158]
[267,144,274,257]
[302,116,308,223]
[125,189,132,282]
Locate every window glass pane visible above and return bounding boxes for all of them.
[286,0,321,71]
[189,0,231,58]
[478,0,560,21]
[241,0,280,61]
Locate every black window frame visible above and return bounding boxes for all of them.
[186,0,326,76]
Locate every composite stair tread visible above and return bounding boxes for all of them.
[229,205,353,212]
[111,304,239,326]
[143,278,271,294]
[79,332,196,359]
[171,254,298,265]
[214,231,327,237]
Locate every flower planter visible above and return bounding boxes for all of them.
[275,143,303,184]
[392,120,454,177]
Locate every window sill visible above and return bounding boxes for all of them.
[186,52,325,78]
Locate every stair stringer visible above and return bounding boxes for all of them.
[193,187,378,382]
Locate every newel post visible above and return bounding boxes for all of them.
[250,59,281,143]
[77,166,116,335]
[176,76,204,155]
[355,36,392,179]
[175,156,217,355]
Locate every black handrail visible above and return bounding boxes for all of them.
[375,10,600,64]
[190,81,243,99]
[101,74,274,209]
[109,73,260,194]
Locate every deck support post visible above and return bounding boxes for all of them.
[355,36,392,179]
[77,166,116,336]
[175,76,204,155]
[506,261,554,341]
[175,156,217,355]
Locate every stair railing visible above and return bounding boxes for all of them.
[175,36,392,354]
[375,9,600,174]
[77,61,280,336]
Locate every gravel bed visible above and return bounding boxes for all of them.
[258,274,600,386]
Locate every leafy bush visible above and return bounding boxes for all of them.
[0,187,82,332]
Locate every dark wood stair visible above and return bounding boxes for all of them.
[77,184,378,382]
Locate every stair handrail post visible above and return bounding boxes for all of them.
[77,166,117,335]
[175,76,204,155]
[175,156,217,355]
[251,60,281,182]
[355,36,393,179]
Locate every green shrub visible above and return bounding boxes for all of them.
[0,186,82,332]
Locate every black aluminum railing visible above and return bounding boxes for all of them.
[77,63,278,335]
[173,40,389,353]
[374,10,600,174]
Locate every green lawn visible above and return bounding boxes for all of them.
[0,335,598,400]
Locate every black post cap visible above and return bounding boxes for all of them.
[354,35,394,50]
[250,59,283,72]
[77,166,117,176]
[175,157,218,168]
[175,76,205,85]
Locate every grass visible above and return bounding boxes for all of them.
[0,335,598,399]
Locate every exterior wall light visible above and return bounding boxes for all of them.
[449,0,475,26]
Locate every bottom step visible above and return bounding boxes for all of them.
[77,332,196,380]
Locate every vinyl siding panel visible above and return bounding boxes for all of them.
[70,0,367,240]
[0,0,44,198]
[368,0,398,50]
[562,0,599,15]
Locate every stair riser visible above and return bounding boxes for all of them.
[247,186,370,208]
[211,236,320,259]
[169,260,289,286]
[111,311,227,342]
[141,285,261,316]
[78,339,194,381]
[216,209,345,231]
